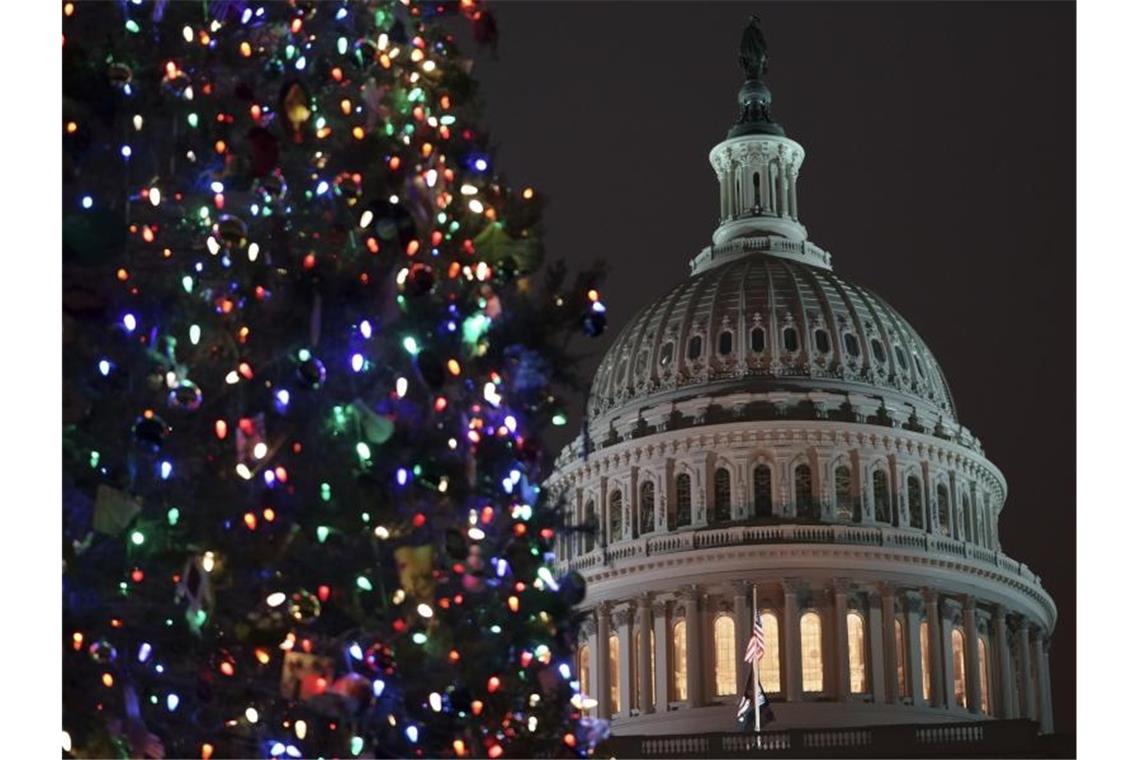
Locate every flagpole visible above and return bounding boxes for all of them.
[751,583,761,735]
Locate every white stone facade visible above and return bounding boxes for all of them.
[547,26,1056,738]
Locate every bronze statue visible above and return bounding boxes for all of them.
[740,16,768,80]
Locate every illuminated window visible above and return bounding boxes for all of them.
[649,629,655,704]
[758,611,781,692]
[795,464,814,519]
[714,467,731,523]
[609,634,620,714]
[584,501,596,553]
[920,622,931,702]
[578,645,591,707]
[754,464,773,517]
[800,611,823,692]
[847,611,867,694]
[907,475,924,530]
[608,490,622,544]
[979,637,992,715]
[952,628,967,707]
[639,481,655,535]
[633,630,640,708]
[714,616,737,696]
[937,485,950,536]
[676,474,692,528]
[895,618,908,697]
[835,466,854,522]
[873,470,891,523]
[672,621,687,701]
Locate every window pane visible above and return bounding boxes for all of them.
[759,612,781,693]
[640,481,655,534]
[676,474,691,528]
[660,342,674,366]
[754,464,773,518]
[609,490,622,543]
[907,476,924,530]
[795,464,814,519]
[800,612,824,692]
[835,466,853,522]
[844,332,860,357]
[847,612,867,694]
[814,329,830,353]
[714,617,737,696]
[783,327,799,352]
[672,621,687,701]
[751,327,766,352]
[584,501,596,553]
[873,470,890,523]
[937,485,950,536]
[609,634,620,714]
[913,353,926,378]
[718,331,733,356]
[714,467,731,523]
[952,629,967,707]
[871,338,887,363]
[687,335,703,360]
[579,645,591,709]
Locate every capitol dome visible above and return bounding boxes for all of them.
[549,19,1056,744]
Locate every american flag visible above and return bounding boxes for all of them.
[743,612,765,664]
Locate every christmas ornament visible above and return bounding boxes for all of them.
[394,544,435,603]
[280,81,311,142]
[287,589,321,623]
[92,485,141,536]
[280,651,334,700]
[297,353,327,389]
[351,399,395,445]
[167,380,203,412]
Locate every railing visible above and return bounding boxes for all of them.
[560,523,1048,597]
[600,719,1044,758]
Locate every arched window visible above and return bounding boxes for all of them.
[937,484,950,536]
[783,326,800,352]
[847,611,867,694]
[913,353,926,379]
[578,645,591,708]
[958,494,968,540]
[894,344,908,371]
[714,467,732,523]
[609,633,620,714]
[583,500,596,553]
[608,490,623,544]
[979,637,992,715]
[752,171,761,206]
[639,481,655,535]
[800,611,823,692]
[714,616,737,696]
[952,628,967,707]
[659,342,674,366]
[834,465,854,522]
[920,621,932,702]
[634,351,648,376]
[687,334,703,360]
[672,620,687,701]
[675,473,692,528]
[907,475,924,530]
[759,612,781,693]
[895,618,909,697]
[814,328,831,353]
[873,469,891,523]
[750,326,766,353]
[794,464,814,519]
[753,464,773,518]
[718,330,733,356]
[871,338,887,364]
[843,333,861,358]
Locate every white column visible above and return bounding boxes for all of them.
[867,586,886,703]
[963,597,982,714]
[1040,642,1054,733]
[637,596,653,715]
[1017,618,1035,721]
[617,606,634,717]
[653,602,669,709]
[596,603,612,720]
[684,586,703,708]
[1032,629,1050,731]
[833,580,850,700]
[879,584,898,703]
[782,581,802,701]
[733,583,751,694]
[924,589,945,709]
[904,593,924,704]
[994,606,1014,718]
[940,600,957,709]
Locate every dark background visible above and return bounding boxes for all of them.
[461,1,1075,736]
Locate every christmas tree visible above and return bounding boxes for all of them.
[62,2,607,757]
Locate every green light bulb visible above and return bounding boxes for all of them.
[317,526,330,543]
[130,531,145,546]
[356,576,373,591]
[167,507,180,526]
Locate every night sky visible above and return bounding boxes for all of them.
[457,1,1074,735]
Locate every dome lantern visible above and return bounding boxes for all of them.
[702,17,817,269]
